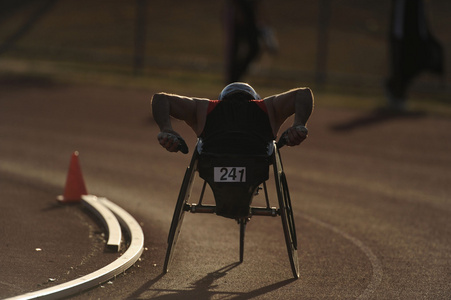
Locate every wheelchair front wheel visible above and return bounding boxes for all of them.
[238,218,247,263]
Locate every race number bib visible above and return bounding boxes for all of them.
[214,167,246,182]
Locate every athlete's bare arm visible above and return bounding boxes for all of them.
[151,92,208,152]
[264,87,314,146]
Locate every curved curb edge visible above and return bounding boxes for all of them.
[6,195,144,300]
[82,195,122,251]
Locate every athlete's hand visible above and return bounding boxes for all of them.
[157,131,189,154]
[278,125,308,147]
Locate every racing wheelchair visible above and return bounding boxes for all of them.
[163,136,300,279]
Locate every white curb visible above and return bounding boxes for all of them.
[6,196,144,300]
[82,195,122,251]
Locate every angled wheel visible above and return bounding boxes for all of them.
[163,152,198,273]
[281,172,298,250]
[273,147,300,279]
[279,172,299,278]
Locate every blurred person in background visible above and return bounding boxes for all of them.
[223,0,278,84]
[385,0,444,112]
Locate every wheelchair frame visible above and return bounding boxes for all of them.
[163,140,300,279]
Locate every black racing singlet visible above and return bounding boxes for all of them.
[199,99,274,154]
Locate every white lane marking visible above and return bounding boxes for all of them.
[300,213,383,299]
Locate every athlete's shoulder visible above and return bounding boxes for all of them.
[203,99,221,114]
[252,99,268,113]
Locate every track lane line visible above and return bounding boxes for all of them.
[300,213,383,299]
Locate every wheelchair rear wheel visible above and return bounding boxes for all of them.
[279,172,300,278]
[163,155,198,273]
[274,149,300,279]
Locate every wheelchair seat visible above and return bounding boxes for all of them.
[197,152,271,219]
[196,133,274,219]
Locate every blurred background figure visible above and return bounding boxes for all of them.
[223,0,278,84]
[385,0,444,112]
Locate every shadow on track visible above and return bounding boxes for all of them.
[127,262,296,300]
[330,108,426,131]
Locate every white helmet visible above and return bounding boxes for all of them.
[218,82,261,100]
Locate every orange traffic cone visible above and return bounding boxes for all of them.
[57,151,88,203]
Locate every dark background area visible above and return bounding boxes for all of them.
[0,0,449,105]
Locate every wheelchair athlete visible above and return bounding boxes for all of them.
[151,82,314,153]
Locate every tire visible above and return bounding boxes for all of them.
[274,148,300,279]
[280,172,300,278]
[163,154,198,273]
